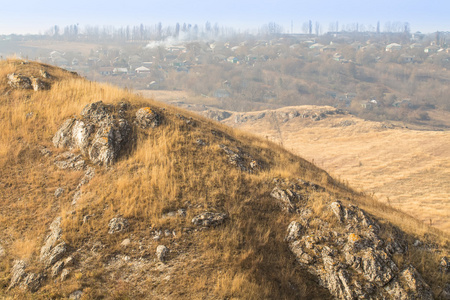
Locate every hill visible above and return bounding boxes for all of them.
[214,106,450,234]
[0,59,449,299]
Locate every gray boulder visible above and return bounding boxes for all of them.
[135,107,160,128]
[7,73,32,89]
[108,217,129,234]
[385,265,433,300]
[191,212,227,227]
[156,245,169,262]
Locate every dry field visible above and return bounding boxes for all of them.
[219,106,450,233]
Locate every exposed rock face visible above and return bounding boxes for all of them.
[385,265,433,300]
[40,217,67,268]
[108,217,129,234]
[192,212,228,227]
[270,187,296,212]
[156,245,169,262]
[219,144,260,173]
[8,260,44,292]
[286,201,433,300]
[8,260,27,290]
[7,73,32,89]
[135,107,160,129]
[53,101,132,166]
[7,73,50,91]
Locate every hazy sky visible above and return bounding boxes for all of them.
[1,0,449,35]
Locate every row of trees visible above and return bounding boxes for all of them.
[40,20,414,42]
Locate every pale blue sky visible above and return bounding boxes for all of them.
[1,0,449,35]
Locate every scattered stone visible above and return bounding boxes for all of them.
[51,260,65,277]
[60,269,70,281]
[191,212,227,227]
[135,107,160,129]
[121,238,131,247]
[0,244,4,257]
[69,290,83,300]
[177,209,187,217]
[413,239,422,247]
[31,77,50,91]
[156,245,169,262]
[54,187,64,198]
[82,214,93,224]
[40,69,51,78]
[108,217,129,234]
[196,139,206,146]
[219,144,260,173]
[270,187,295,212]
[64,256,74,267]
[72,190,82,205]
[54,151,85,170]
[440,256,449,274]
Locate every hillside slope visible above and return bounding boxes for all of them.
[0,60,449,299]
[217,106,450,234]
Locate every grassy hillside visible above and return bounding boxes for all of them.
[219,106,450,234]
[0,59,448,299]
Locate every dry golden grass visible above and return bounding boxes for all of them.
[222,106,450,234]
[0,59,448,299]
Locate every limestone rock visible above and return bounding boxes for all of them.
[135,107,160,128]
[108,217,129,234]
[156,245,169,262]
[60,268,70,281]
[286,201,432,300]
[385,265,433,300]
[53,101,132,166]
[285,221,303,241]
[54,187,64,198]
[7,73,32,89]
[54,151,85,170]
[44,242,67,267]
[191,212,227,227]
[20,273,44,293]
[440,256,449,274]
[51,260,65,277]
[0,244,4,257]
[31,77,50,91]
[8,260,27,290]
[69,290,83,299]
[271,187,295,212]
[121,238,131,247]
[40,217,62,262]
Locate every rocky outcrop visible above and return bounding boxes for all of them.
[40,217,67,268]
[108,217,129,234]
[53,101,132,166]
[8,260,44,293]
[192,212,227,228]
[385,265,433,300]
[135,107,160,129]
[7,73,50,91]
[7,73,32,89]
[286,201,433,300]
[219,144,260,173]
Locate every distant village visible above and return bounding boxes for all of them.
[2,28,450,120]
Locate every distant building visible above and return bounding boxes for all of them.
[227,56,239,64]
[135,66,151,73]
[99,67,114,76]
[385,43,402,52]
